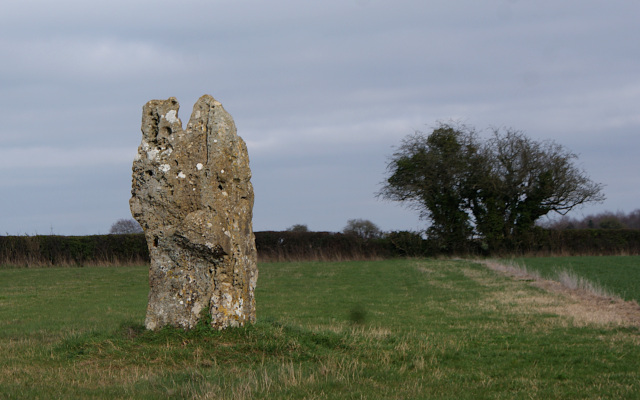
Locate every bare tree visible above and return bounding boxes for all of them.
[109,218,143,234]
[625,209,640,229]
[343,219,383,239]
[546,209,640,230]
[286,224,309,232]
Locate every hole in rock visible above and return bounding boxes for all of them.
[161,126,172,137]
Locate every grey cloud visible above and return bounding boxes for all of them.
[1,0,639,235]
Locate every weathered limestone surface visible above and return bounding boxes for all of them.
[130,95,257,330]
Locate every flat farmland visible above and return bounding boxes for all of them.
[1,259,639,399]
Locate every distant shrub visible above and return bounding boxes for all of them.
[598,217,625,230]
[342,219,383,240]
[254,231,393,262]
[286,224,309,233]
[514,228,640,256]
[385,231,429,257]
[110,218,143,234]
[0,234,149,267]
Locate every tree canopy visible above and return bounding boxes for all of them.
[378,123,605,252]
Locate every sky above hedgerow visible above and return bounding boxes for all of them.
[2,0,639,235]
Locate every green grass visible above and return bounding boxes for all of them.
[507,256,640,302]
[1,259,639,399]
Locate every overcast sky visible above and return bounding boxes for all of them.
[2,0,639,235]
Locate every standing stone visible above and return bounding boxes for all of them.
[130,95,257,330]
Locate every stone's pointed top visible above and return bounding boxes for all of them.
[131,95,257,331]
[195,94,223,108]
[185,94,238,140]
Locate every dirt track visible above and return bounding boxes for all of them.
[478,260,640,329]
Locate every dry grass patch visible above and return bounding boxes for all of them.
[478,259,640,328]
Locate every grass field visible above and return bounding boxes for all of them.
[508,256,640,302]
[1,259,639,399]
